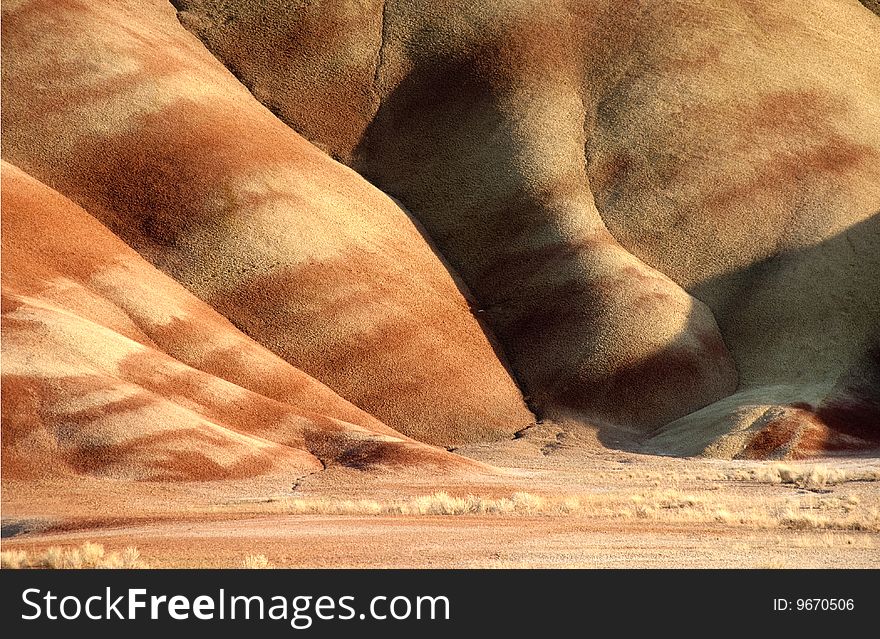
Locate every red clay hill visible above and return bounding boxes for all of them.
[1,160,488,482]
[2,0,878,485]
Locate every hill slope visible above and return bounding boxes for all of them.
[1,160,483,481]
[169,0,880,454]
[2,0,878,461]
[0,0,533,447]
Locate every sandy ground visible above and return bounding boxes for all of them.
[2,424,878,568]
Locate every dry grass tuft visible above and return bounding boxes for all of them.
[1,543,149,569]
[779,507,880,532]
[280,491,585,516]
[727,464,880,490]
[624,489,714,520]
[0,549,29,569]
[241,554,273,568]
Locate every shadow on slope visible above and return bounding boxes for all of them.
[646,213,880,458]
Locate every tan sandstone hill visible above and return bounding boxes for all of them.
[1,160,487,481]
[2,0,878,465]
[168,0,879,455]
[0,0,533,448]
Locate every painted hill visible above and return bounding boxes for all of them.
[0,0,533,450]
[2,0,878,469]
[167,0,879,456]
[1,160,484,481]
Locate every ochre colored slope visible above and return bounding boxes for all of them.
[349,0,739,429]
[1,161,484,480]
[0,0,533,446]
[170,0,741,430]
[3,0,877,460]
[587,0,880,455]
[172,0,385,163]
[170,0,879,452]
[583,0,880,384]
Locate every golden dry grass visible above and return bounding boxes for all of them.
[617,489,880,532]
[0,549,29,569]
[723,464,880,490]
[224,485,880,534]
[275,491,584,516]
[1,543,148,569]
[240,554,274,569]
[778,507,880,532]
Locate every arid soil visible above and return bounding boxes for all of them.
[3,424,878,568]
[1,0,878,569]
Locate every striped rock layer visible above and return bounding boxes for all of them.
[2,0,878,475]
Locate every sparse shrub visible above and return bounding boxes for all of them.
[286,498,382,515]
[2,544,149,569]
[627,490,707,520]
[728,464,879,490]
[121,547,142,565]
[1,549,29,569]
[558,496,583,513]
[57,546,84,569]
[43,547,64,569]
[280,492,587,517]
[511,492,545,513]
[79,542,106,566]
[779,506,880,532]
[241,554,273,569]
